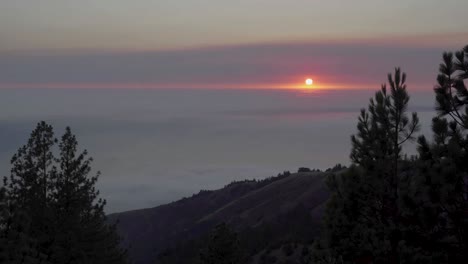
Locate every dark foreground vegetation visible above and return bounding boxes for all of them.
[0,124,127,263]
[1,45,467,264]
[312,46,468,263]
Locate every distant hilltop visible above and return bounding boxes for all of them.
[109,167,345,264]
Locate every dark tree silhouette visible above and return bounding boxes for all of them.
[3,121,56,261]
[412,117,468,262]
[314,68,419,263]
[49,127,127,264]
[2,122,127,264]
[0,207,48,264]
[199,223,243,264]
[435,45,468,128]
[408,45,468,261]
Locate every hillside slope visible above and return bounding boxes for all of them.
[109,171,330,264]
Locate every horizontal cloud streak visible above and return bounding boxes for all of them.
[0,41,455,89]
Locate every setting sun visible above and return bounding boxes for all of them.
[305,78,313,86]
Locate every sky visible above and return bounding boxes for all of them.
[1,0,467,89]
[0,1,467,212]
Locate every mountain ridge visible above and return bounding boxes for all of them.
[109,170,331,264]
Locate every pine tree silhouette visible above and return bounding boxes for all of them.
[2,122,128,264]
[199,223,243,264]
[435,45,468,128]
[408,45,468,261]
[313,68,420,263]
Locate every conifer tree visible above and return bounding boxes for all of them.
[313,68,420,263]
[434,45,468,128]
[0,185,49,263]
[3,121,56,260]
[199,223,243,264]
[408,45,468,262]
[49,127,127,264]
[2,122,127,264]
[410,117,468,262]
[312,167,373,263]
[0,209,49,264]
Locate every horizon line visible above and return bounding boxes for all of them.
[0,82,434,91]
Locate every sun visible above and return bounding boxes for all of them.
[305,78,313,86]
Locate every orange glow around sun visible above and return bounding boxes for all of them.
[0,78,379,90]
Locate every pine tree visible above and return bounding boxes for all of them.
[3,121,56,260]
[0,187,49,264]
[407,45,468,262]
[199,223,243,264]
[312,167,375,264]
[2,122,127,264]
[313,68,420,263]
[434,45,468,128]
[0,210,50,264]
[410,117,468,262]
[49,127,127,264]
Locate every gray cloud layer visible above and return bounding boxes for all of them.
[0,42,449,87]
[0,88,436,212]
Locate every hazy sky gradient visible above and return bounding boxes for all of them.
[2,0,467,51]
[1,0,467,89]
